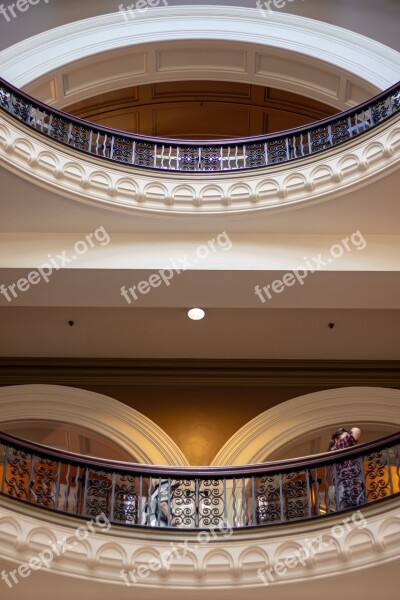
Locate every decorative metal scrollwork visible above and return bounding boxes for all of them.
[112,137,133,163]
[371,99,390,123]
[114,473,138,524]
[331,118,351,145]
[134,141,154,167]
[267,139,288,164]
[255,475,281,523]
[179,147,198,171]
[11,96,31,122]
[4,447,32,500]
[283,470,309,520]
[169,479,197,527]
[364,451,390,501]
[30,456,58,508]
[69,125,90,151]
[310,126,331,153]
[0,86,10,108]
[86,469,113,518]
[200,146,221,171]
[392,91,400,111]
[246,143,266,167]
[199,479,224,528]
[49,116,69,143]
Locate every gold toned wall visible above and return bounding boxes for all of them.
[81,384,322,465]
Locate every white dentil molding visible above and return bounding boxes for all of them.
[0,384,189,466]
[0,7,399,90]
[212,387,400,466]
[0,495,399,596]
[0,109,399,216]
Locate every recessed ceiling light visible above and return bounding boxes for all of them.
[187,308,206,321]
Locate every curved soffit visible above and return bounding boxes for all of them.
[212,386,400,465]
[0,8,399,98]
[0,384,190,466]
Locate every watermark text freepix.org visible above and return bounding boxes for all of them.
[256,0,301,18]
[1,513,111,589]
[0,0,50,22]
[0,226,111,303]
[255,231,367,303]
[121,231,232,304]
[257,510,367,585]
[118,0,168,21]
[120,523,233,586]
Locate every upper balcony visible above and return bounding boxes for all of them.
[1,6,400,219]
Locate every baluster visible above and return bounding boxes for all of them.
[72,465,80,516]
[385,447,394,496]
[131,140,136,165]
[324,463,330,514]
[333,462,340,511]
[251,476,256,525]
[28,453,36,504]
[223,478,227,528]
[110,472,116,523]
[299,132,305,156]
[306,468,312,518]
[358,454,367,506]
[167,478,172,527]
[54,461,61,511]
[232,477,237,528]
[285,137,290,161]
[153,144,157,168]
[63,463,70,513]
[241,476,247,526]
[395,444,400,491]
[82,467,89,517]
[195,478,199,528]
[278,472,284,523]
[314,466,320,516]
[146,475,153,526]
[0,444,8,494]
[138,475,143,525]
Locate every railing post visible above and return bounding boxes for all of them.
[0,444,9,494]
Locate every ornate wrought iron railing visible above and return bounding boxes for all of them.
[0,431,399,529]
[1,77,399,172]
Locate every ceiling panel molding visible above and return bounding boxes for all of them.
[1,359,400,387]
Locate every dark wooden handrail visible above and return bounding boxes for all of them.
[0,77,399,146]
[0,429,399,476]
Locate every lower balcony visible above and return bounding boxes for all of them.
[0,430,399,599]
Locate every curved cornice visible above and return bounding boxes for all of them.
[1,7,400,90]
[0,494,399,593]
[1,108,399,216]
[0,384,189,466]
[212,387,400,465]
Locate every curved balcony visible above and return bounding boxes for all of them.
[1,430,399,530]
[1,77,399,173]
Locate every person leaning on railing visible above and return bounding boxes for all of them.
[328,426,366,511]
